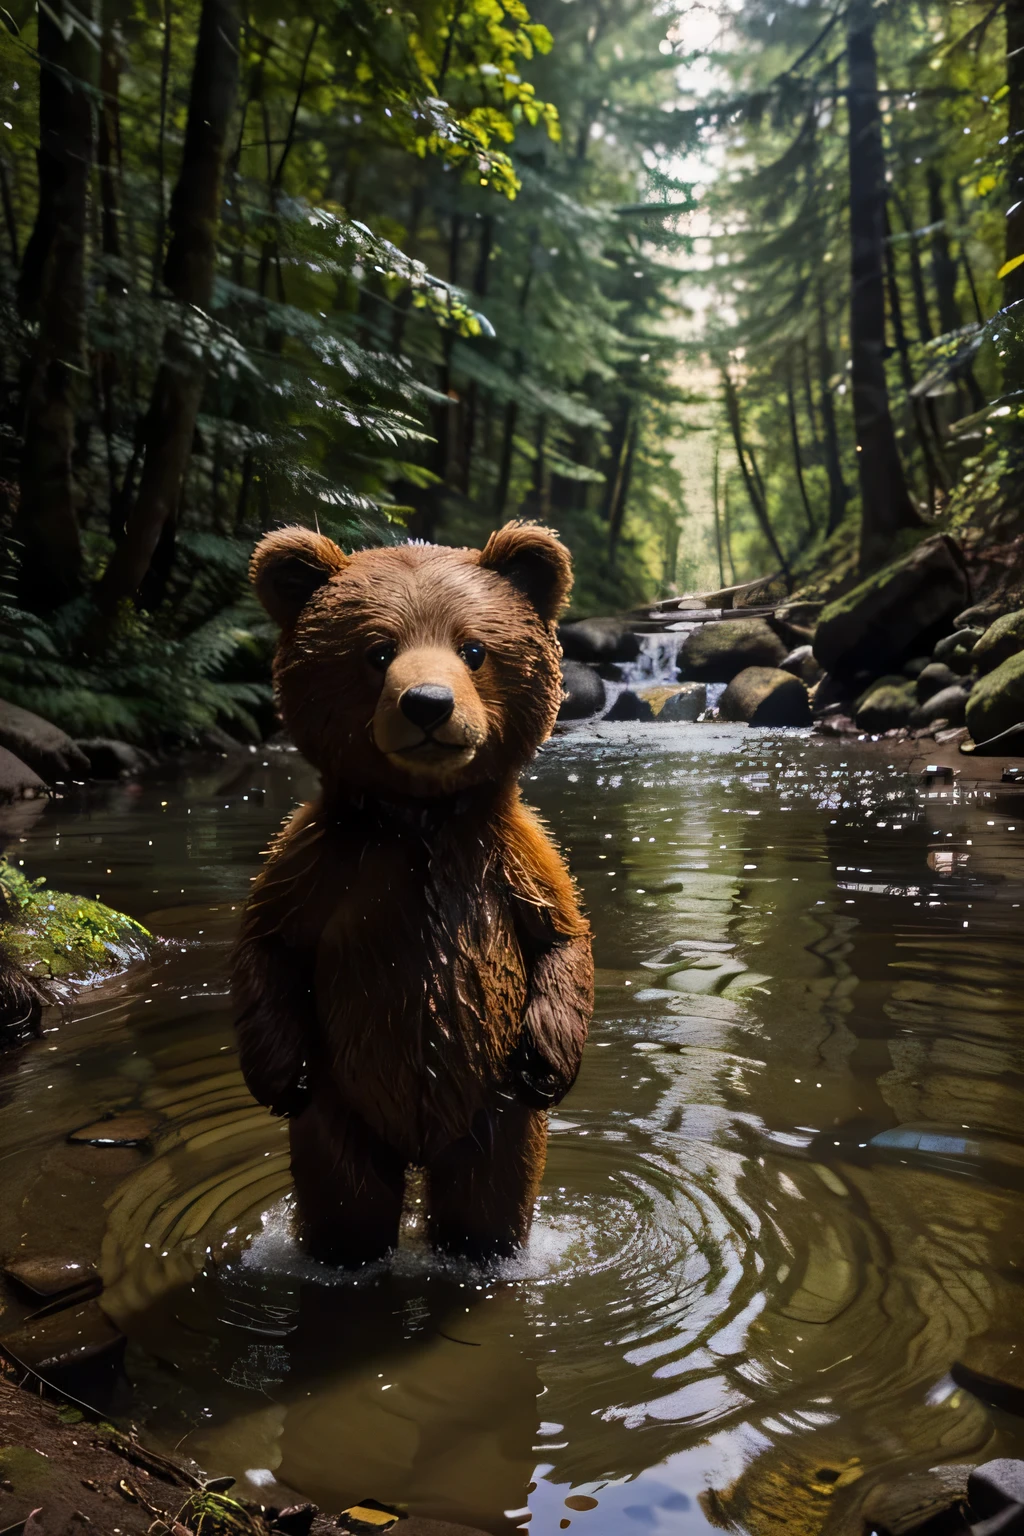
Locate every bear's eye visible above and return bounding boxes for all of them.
[458,639,486,672]
[365,640,397,672]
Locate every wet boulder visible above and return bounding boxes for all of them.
[969,1461,1024,1522]
[603,689,655,721]
[966,652,1024,746]
[76,739,157,779]
[0,699,89,783]
[910,684,971,730]
[855,681,917,733]
[679,619,787,682]
[779,644,824,686]
[719,667,812,726]
[813,535,969,681]
[916,662,960,702]
[658,683,708,721]
[558,660,606,720]
[971,610,1024,676]
[0,746,47,803]
[559,617,641,664]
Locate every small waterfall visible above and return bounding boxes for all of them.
[618,632,681,687]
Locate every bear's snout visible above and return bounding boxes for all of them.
[372,644,489,781]
[399,684,455,732]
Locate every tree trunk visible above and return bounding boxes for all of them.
[1004,0,1024,401]
[96,0,241,621]
[97,19,126,523]
[883,203,947,507]
[711,440,725,586]
[815,286,850,534]
[785,359,816,538]
[607,410,639,562]
[721,370,791,581]
[893,189,935,344]
[845,0,919,570]
[16,0,99,609]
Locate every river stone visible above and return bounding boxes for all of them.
[917,662,960,702]
[934,627,983,665]
[813,535,969,681]
[969,1462,1024,1521]
[558,660,606,720]
[719,667,812,726]
[910,684,970,729]
[0,1298,125,1376]
[604,689,655,721]
[855,682,916,732]
[679,619,787,682]
[861,1468,969,1536]
[966,652,1024,746]
[780,644,824,685]
[3,1255,100,1301]
[68,1111,159,1146]
[903,656,931,679]
[559,617,641,664]
[75,739,157,779]
[956,600,1008,631]
[972,610,1024,676]
[659,683,707,721]
[0,746,47,803]
[0,701,89,784]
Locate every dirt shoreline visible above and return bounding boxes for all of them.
[0,1368,488,1536]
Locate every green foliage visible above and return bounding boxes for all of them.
[0,860,152,981]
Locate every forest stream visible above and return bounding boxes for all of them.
[2,728,1024,1536]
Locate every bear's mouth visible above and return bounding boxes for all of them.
[386,736,479,772]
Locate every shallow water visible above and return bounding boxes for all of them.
[3,726,1024,1535]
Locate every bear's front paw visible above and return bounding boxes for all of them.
[269,1070,312,1119]
[507,1037,565,1110]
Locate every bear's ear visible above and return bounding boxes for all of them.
[480,521,572,625]
[250,527,349,629]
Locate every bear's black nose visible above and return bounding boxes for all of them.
[399,684,455,732]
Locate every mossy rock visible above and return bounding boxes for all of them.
[0,861,152,981]
[855,682,916,733]
[966,652,1024,746]
[971,610,1024,675]
[814,535,968,680]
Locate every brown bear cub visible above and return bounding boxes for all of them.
[232,521,594,1266]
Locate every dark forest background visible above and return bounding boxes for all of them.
[0,0,1021,745]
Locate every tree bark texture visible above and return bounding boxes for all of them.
[16,0,99,609]
[97,0,240,618]
[721,370,790,581]
[845,0,919,570]
[1004,0,1024,399]
[815,286,850,535]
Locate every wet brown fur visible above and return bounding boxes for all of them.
[232,522,593,1265]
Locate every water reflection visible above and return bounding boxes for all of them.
[1,727,1024,1534]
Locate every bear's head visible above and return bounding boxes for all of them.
[251,522,573,798]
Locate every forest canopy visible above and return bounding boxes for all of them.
[0,0,1021,744]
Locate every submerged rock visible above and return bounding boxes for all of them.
[953,1335,1024,1418]
[559,660,606,720]
[559,616,641,664]
[855,682,917,732]
[966,652,1024,746]
[0,1298,126,1383]
[3,1255,101,1303]
[861,1468,969,1536]
[0,699,90,783]
[720,666,812,726]
[679,619,787,682]
[814,535,969,681]
[969,1461,1024,1521]
[971,610,1024,676]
